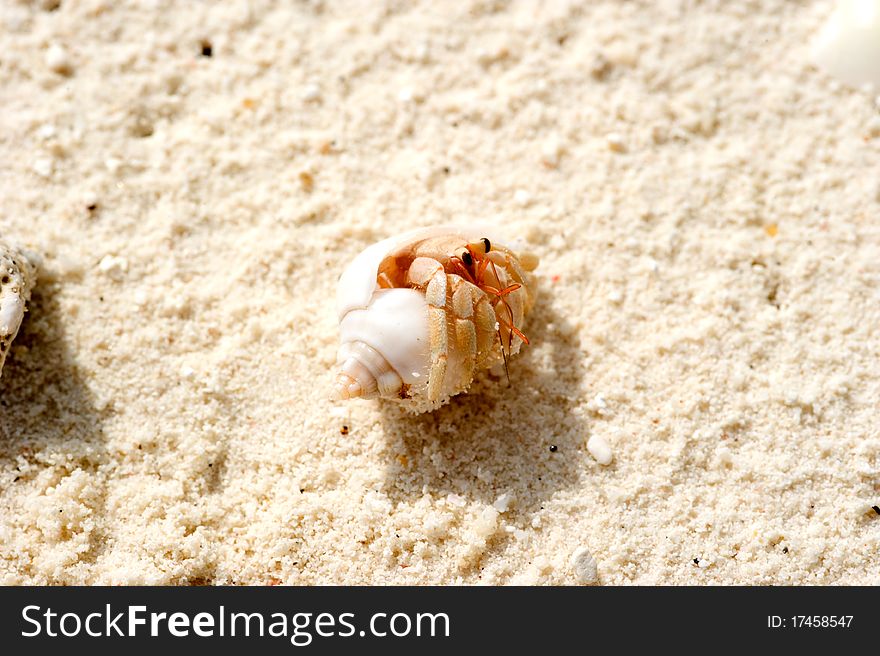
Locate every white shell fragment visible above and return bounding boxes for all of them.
[45,43,73,75]
[606,132,626,153]
[0,240,37,377]
[587,433,613,465]
[813,0,880,88]
[570,546,599,585]
[493,493,513,513]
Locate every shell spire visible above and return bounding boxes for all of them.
[332,368,368,401]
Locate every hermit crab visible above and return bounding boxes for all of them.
[332,226,539,412]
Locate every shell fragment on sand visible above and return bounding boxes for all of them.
[587,433,613,465]
[0,241,37,377]
[570,546,599,584]
[813,0,880,88]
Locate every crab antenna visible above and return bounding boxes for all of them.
[489,259,525,345]
[497,326,511,386]
[485,259,520,386]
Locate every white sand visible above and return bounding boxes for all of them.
[1,1,878,585]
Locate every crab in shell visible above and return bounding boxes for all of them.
[333,226,539,412]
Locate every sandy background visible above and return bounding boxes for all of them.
[1,0,879,585]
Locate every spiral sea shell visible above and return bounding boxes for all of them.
[333,226,539,412]
[812,0,880,88]
[0,240,37,378]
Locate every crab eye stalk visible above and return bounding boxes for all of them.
[481,237,491,253]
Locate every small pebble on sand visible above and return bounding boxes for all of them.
[83,190,99,210]
[650,124,668,144]
[590,53,612,80]
[302,84,321,102]
[446,493,466,508]
[541,138,562,167]
[513,189,531,207]
[587,434,613,465]
[98,254,128,280]
[299,171,314,192]
[33,158,54,178]
[37,124,57,140]
[45,44,72,75]
[570,546,599,584]
[493,493,513,513]
[606,132,626,152]
[105,158,122,174]
[473,507,499,539]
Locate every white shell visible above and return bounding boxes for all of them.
[813,0,880,88]
[0,241,37,377]
[338,287,430,387]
